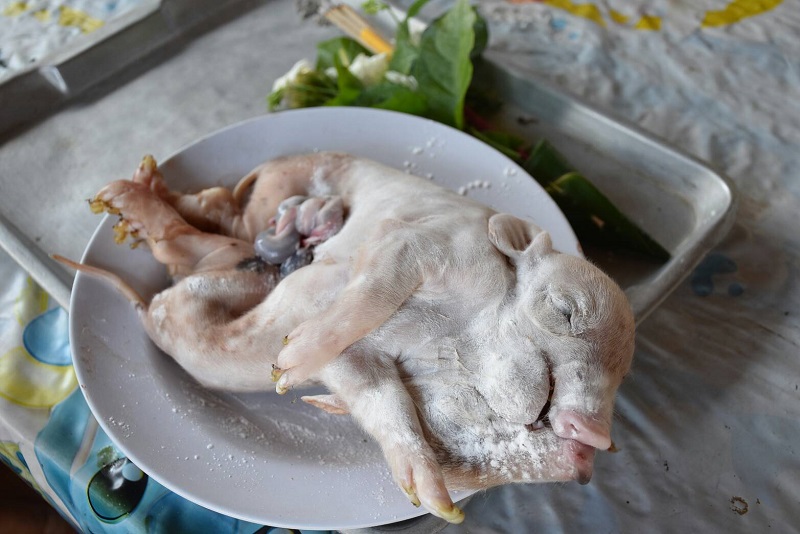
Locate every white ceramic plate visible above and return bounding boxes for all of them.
[69,108,580,530]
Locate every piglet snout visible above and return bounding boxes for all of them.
[551,410,611,451]
[567,439,595,485]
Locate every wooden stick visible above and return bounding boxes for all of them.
[324,4,394,55]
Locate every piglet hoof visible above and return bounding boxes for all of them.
[275,326,336,391]
[131,155,171,200]
[272,365,300,395]
[387,446,464,524]
[272,368,291,395]
[91,181,185,244]
[435,503,465,524]
[270,365,283,383]
[401,484,421,507]
[132,155,156,185]
[275,379,290,395]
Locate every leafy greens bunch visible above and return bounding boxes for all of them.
[267,0,669,261]
[269,0,482,128]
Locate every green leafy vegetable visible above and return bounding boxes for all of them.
[525,141,671,260]
[388,0,430,74]
[389,19,419,74]
[267,88,285,110]
[523,139,573,186]
[361,0,391,15]
[405,0,431,19]
[265,0,670,261]
[324,53,364,107]
[270,69,337,111]
[316,37,370,71]
[410,0,475,128]
[471,12,488,59]
[469,128,523,161]
[357,82,427,115]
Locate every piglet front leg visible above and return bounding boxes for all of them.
[316,350,464,524]
[273,221,423,392]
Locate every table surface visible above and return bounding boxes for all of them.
[1,0,799,532]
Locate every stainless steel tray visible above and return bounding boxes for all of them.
[0,0,252,137]
[475,51,737,322]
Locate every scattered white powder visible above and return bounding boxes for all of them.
[457,180,492,196]
[106,415,132,438]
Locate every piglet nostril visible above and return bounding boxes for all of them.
[552,410,611,451]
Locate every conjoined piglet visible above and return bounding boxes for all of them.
[59,152,635,524]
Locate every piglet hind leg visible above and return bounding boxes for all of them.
[73,176,283,390]
[318,351,464,524]
[125,154,253,241]
[147,152,354,243]
[89,171,275,320]
[92,177,260,275]
[274,223,423,392]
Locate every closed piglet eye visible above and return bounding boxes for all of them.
[528,294,572,335]
[550,294,589,335]
[549,295,574,326]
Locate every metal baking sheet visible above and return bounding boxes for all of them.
[0,0,252,136]
[475,51,737,322]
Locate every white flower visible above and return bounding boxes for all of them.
[272,52,418,100]
[348,53,389,86]
[407,18,426,46]
[271,59,314,92]
[385,71,418,90]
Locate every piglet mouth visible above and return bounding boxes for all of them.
[522,406,596,485]
[524,399,551,432]
[518,372,597,485]
[524,371,555,432]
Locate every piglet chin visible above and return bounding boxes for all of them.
[566,439,595,485]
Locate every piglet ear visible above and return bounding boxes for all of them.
[488,213,553,262]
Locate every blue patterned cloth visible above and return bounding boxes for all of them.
[0,254,329,533]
